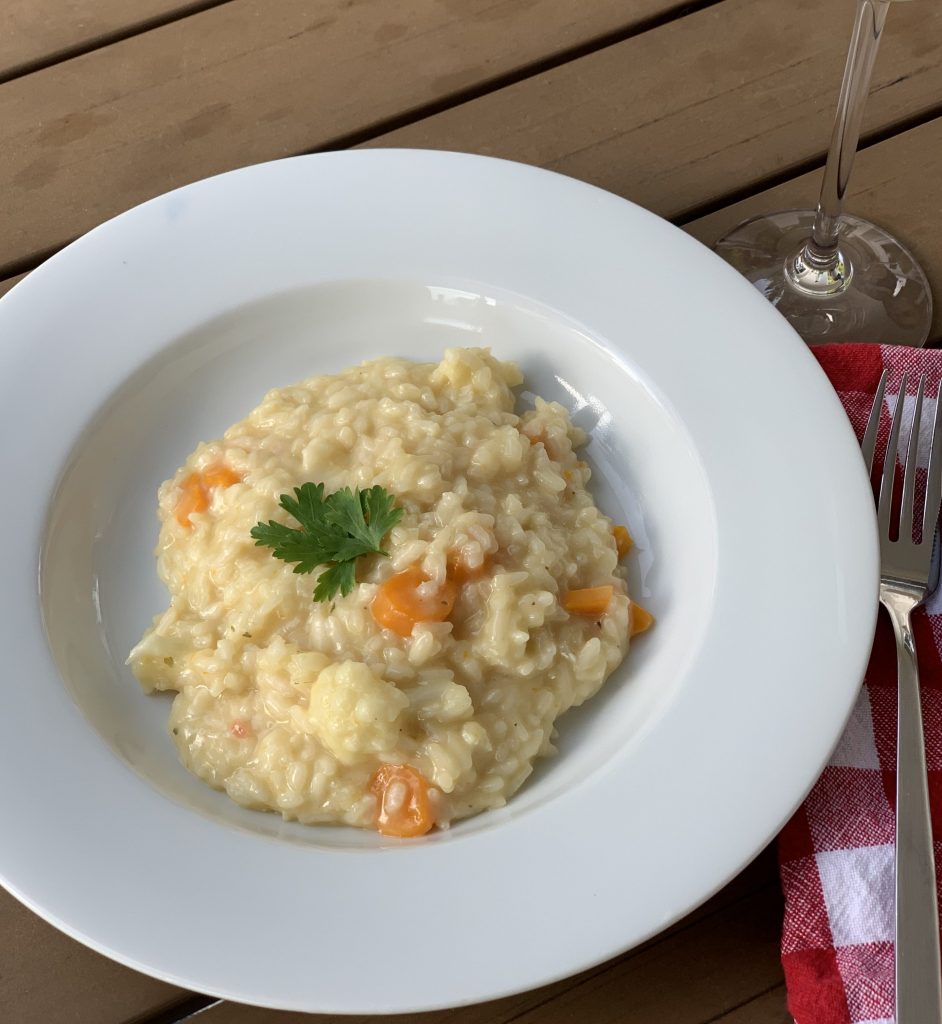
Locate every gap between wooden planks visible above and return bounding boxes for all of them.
[0,272,25,300]
[139,848,784,1024]
[683,115,942,343]
[0,884,186,1024]
[0,0,925,1015]
[1,0,941,278]
[0,0,683,276]
[368,0,941,224]
[5,115,941,343]
[0,837,779,1024]
[0,0,235,83]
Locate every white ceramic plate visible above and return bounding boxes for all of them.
[0,151,877,1013]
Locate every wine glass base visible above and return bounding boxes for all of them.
[714,211,933,347]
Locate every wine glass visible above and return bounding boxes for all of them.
[714,0,932,346]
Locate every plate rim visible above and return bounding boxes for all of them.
[0,149,878,1012]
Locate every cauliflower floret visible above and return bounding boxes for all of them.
[429,347,522,409]
[307,661,408,765]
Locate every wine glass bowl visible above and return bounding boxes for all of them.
[714,0,933,347]
[715,210,932,346]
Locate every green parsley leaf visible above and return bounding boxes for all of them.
[248,519,335,575]
[251,482,404,602]
[359,485,405,550]
[313,559,358,602]
[279,482,328,534]
[322,487,375,547]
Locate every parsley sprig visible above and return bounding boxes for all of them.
[251,483,404,602]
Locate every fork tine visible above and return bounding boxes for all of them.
[924,381,942,542]
[862,369,888,473]
[901,375,925,543]
[878,372,908,539]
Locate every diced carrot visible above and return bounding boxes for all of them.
[370,764,433,837]
[174,464,241,527]
[613,525,633,559]
[525,429,560,461]
[202,464,242,489]
[447,551,492,584]
[371,566,458,637]
[630,601,654,637]
[174,473,209,527]
[563,585,614,617]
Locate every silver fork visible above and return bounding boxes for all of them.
[863,370,942,1024]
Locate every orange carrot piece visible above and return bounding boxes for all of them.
[630,601,654,637]
[174,473,209,527]
[202,464,241,489]
[371,566,458,637]
[370,764,433,837]
[613,524,633,559]
[447,551,492,585]
[563,585,614,617]
[525,429,560,460]
[174,465,240,527]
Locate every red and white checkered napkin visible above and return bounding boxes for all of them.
[780,344,942,1024]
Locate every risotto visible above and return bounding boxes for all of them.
[129,347,650,835]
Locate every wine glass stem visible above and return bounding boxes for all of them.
[804,0,889,268]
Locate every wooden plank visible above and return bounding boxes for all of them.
[495,886,784,1024]
[0,2,229,82]
[370,0,942,222]
[0,887,186,1024]
[715,986,790,1024]
[0,0,678,276]
[185,850,783,1024]
[684,116,942,342]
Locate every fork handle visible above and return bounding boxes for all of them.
[884,590,942,1024]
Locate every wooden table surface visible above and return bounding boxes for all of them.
[2,0,940,1021]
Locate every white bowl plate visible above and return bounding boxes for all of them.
[0,151,877,1012]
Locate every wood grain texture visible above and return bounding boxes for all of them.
[0,888,185,1024]
[0,0,677,275]
[684,116,942,342]
[0,1,233,81]
[5,0,910,1019]
[369,0,942,223]
[182,850,784,1024]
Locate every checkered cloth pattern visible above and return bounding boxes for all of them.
[780,343,942,1024]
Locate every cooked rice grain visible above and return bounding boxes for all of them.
[129,348,633,830]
